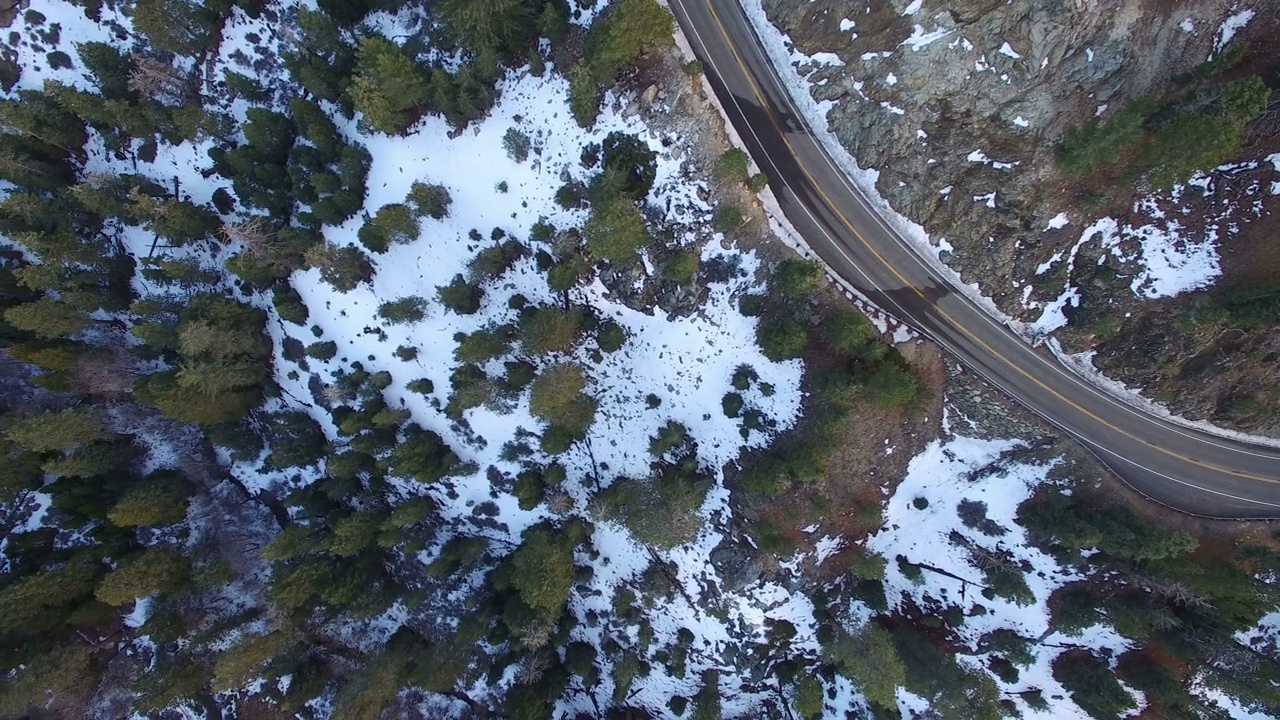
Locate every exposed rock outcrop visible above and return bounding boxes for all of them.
[759,0,1280,434]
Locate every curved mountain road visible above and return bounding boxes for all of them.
[669,0,1280,518]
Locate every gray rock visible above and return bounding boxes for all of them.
[642,84,659,106]
[710,535,763,592]
[760,0,1238,318]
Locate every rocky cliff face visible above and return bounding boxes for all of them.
[758,0,1280,435]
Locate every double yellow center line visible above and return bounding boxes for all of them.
[697,0,1279,485]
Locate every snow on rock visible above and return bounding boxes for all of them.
[739,0,1019,329]
[1213,8,1255,54]
[998,42,1022,59]
[1045,213,1070,231]
[900,24,953,51]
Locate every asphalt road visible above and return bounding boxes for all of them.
[669,0,1280,518]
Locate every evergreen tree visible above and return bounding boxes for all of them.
[328,512,385,557]
[437,0,537,55]
[304,243,375,291]
[4,297,90,338]
[407,181,452,219]
[108,473,192,527]
[1054,651,1136,719]
[529,363,596,436]
[586,0,673,84]
[262,524,320,562]
[772,258,824,297]
[519,306,583,355]
[5,407,109,453]
[437,274,484,314]
[351,37,430,135]
[95,546,191,606]
[0,554,101,634]
[0,643,97,718]
[823,309,876,353]
[499,525,576,636]
[583,195,650,265]
[212,631,299,692]
[357,203,418,253]
[130,0,218,56]
[385,425,463,484]
[262,411,328,470]
[601,131,658,200]
[823,625,904,710]
[0,89,89,155]
[378,295,429,324]
[454,324,515,363]
[757,318,808,361]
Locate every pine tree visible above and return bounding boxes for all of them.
[130,0,217,56]
[108,472,192,527]
[529,363,596,436]
[5,407,109,453]
[384,425,462,484]
[407,181,452,219]
[823,625,904,711]
[261,524,319,562]
[1054,651,1136,719]
[357,203,418,253]
[519,306,583,355]
[601,132,658,199]
[0,89,89,155]
[378,295,428,324]
[304,243,375,292]
[212,631,299,692]
[328,512,385,557]
[4,297,90,338]
[0,642,97,718]
[350,37,430,135]
[0,554,101,634]
[585,0,673,84]
[6,338,85,372]
[437,0,536,54]
[436,274,484,314]
[454,324,515,363]
[94,546,190,606]
[757,318,808,361]
[583,195,650,265]
[503,525,576,630]
[772,258,824,297]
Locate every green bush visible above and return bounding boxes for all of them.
[716,148,750,183]
[585,0,673,85]
[664,250,698,284]
[712,205,744,232]
[773,258,824,297]
[757,318,808,361]
[378,296,428,324]
[306,341,338,360]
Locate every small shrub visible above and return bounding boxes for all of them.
[306,341,338,360]
[722,392,743,418]
[757,319,808,361]
[712,205,744,232]
[378,296,428,324]
[664,250,698,284]
[503,127,532,163]
[772,259,824,297]
[716,148,751,183]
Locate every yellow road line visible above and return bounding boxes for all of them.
[699,0,1279,484]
